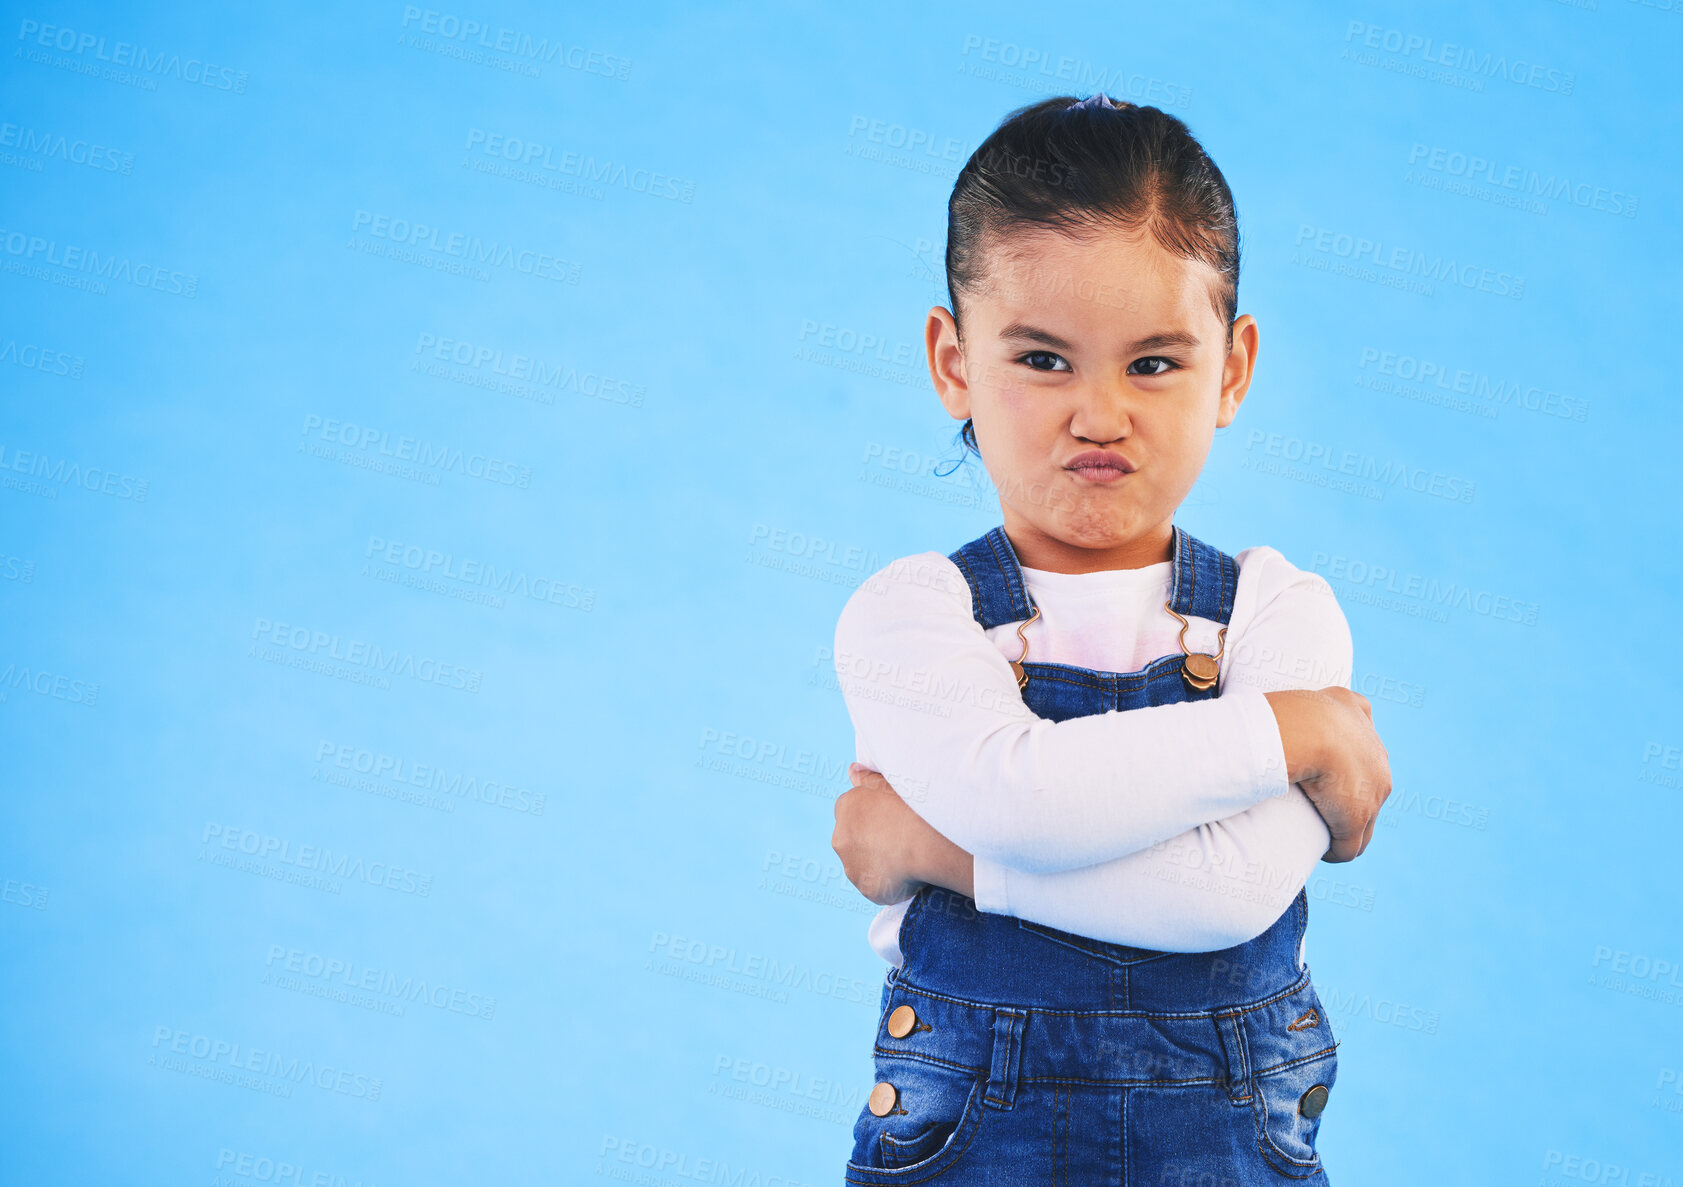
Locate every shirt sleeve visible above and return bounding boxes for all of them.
[833,552,1294,875]
[968,548,1352,950]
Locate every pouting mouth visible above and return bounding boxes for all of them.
[1064,449,1137,474]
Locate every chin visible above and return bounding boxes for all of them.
[1047,502,1139,548]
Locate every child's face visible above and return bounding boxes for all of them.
[926,224,1258,570]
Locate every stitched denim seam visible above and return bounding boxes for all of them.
[1013,656,1189,691]
[1216,1010,1253,1103]
[1181,525,1200,615]
[1167,525,1189,612]
[1249,1044,1338,1079]
[866,1057,1296,1090]
[1013,918,1181,966]
[841,1070,982,1178]
[870,1045,986,1075]
[983,1009,1023,1108]
[984,526,1034,623]
[1247,1042,1334,1173]
[889,967,1316,1019]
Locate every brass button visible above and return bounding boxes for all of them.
[1299,1084,1329,1119]
[868,1081,898,1116]
[886,1004,918,1038]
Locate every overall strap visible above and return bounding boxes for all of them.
[947,526,1036,630]
[947,523,1240,628]
[1166,524,1240,625]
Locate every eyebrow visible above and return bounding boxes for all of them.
[997,321,1202,354]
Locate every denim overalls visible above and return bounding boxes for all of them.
[844,524,1338,1186]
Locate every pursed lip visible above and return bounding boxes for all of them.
[1063,449,1137,476]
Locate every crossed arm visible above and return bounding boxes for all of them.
[830,550,1389,951]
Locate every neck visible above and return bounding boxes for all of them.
[1001,513,1174,574]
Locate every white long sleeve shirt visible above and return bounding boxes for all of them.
[832,541,1352,968]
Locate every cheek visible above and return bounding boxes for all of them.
[992,380,1064,438]
[1164,415,1219,477]
[973,384,1051,457]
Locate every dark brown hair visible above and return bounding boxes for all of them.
[944,95,1242,458]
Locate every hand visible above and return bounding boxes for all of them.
[1263,687,1392,863]
[832,764,975,904]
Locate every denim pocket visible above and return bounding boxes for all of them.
[845,1055,986,1182]
[1252,1045,1337,1175]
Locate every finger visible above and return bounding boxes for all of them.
[857,770,894,793]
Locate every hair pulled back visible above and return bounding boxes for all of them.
[944,95,1241,458]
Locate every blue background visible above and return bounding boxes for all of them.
[3,1,1680,1183]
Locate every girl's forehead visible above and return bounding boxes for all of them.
[975,234,1221,336]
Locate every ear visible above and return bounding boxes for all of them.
[1214,314,1259,429]
[926,306,971,422]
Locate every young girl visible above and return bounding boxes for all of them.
[829,94,1392,1184]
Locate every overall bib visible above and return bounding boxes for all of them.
[844,525,1338,1186]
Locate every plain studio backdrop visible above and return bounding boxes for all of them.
[1,1,1679,1183]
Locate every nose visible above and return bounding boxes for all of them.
[1068,374,1134,444]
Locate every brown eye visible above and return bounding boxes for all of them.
[1020,351,1071,372]
[1128,356,1176,376]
